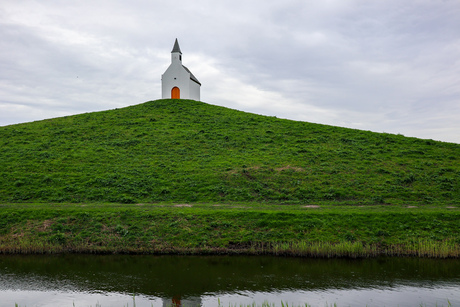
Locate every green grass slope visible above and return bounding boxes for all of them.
[1,99,459,205]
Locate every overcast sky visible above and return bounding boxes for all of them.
[1,0,459,143]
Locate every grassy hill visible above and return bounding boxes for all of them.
[1,99,459,205]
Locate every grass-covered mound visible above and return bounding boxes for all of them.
[1,99,459,205]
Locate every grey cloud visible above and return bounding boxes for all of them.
[0,0,459,143]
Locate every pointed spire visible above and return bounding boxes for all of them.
[171,38,182,54]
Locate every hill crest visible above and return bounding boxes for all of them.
[0,99,459,205]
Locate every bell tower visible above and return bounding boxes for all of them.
[171,38,182,63]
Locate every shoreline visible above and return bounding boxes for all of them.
[1,241,459,258]
[1,203,459,258]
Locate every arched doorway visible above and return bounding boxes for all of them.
[171,87,180,99]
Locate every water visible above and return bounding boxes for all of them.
[0,255,459,307]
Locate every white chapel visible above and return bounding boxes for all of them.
[161,39,201,100]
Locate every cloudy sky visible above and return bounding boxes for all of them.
[1,0,459,143]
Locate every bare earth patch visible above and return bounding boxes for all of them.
[407,206,418,208]
[38,219,53,231]
[446,206,457,209]
[174,204,193,207]
[304,205,320,208]
[276,165,305,172]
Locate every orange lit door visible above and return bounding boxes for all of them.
[171,87,180,99]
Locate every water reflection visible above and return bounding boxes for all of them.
[0,255,459,306]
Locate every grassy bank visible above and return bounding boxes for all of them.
[1,99,459,257]
[1,203,459,258]
[1,99,459,205]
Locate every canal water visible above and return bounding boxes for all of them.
[0,255,459,307]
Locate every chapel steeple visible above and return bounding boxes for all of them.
[171,38,182,62]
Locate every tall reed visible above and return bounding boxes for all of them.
[264,239,459,258]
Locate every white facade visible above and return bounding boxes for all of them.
[161,39,201,100]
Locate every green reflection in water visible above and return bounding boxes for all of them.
[1,255,460,300]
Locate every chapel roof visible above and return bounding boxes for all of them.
[183,65,201,85]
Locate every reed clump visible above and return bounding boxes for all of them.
[268,241,379,258]
[384,238,460,258]
[264,239,460,258]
